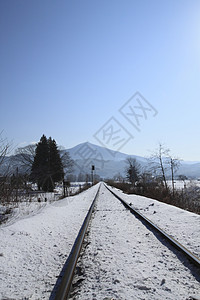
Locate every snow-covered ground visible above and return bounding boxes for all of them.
[72,184,200,300]
[0,183,90,226]
[0,182,199,300]
[0,183,100,300]
[108,185,200,259]
[0,192,61,225]
[167,179,200,190]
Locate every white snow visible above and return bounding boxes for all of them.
[0,182,199,300]
[108,185,200,259]
[0,183,100,300]
[72,184,200,300]
[166,179,200,190]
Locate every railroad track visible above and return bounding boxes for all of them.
[50,184,101,300]
[50,182,200,300]
[104,184,200,268]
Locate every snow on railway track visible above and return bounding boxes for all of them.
[107,184,200,260]
[71,183,200,300]
[0,183,101,300]
[1,182,200,300]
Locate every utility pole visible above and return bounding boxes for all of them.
[91,165,95,185]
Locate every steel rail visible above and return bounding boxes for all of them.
[104,183,200,268]
[50,184,101,300]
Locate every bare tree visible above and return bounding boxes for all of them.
[0,132,13,203]
[125,157,141,185]
[169,156,180,197]
[0,131,11,171]
[59,150,74,197]
[60,151,74,177]
[149,143,181,197]
[149,143,170,192]
[113,172,124,183]
[13,144,36,174]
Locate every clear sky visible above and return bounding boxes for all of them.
[1,0,200,160]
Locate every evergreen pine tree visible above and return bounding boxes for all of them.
[30,135,49,190]
[48,137,64,191]
[30,135,64,192]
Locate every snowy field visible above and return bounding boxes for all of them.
[0,192,60,226]
[167,179,200,190]
[0,183,88,226]
[0,182,199,300]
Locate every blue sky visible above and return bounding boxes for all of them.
[0,0,200,160]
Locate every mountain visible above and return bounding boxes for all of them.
[64,142,147,178]
[66,142,147,162]
[1,141,200,179]
[65,142,200,179]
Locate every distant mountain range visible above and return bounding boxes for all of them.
[65,142,200,179]
[1,142,200,179]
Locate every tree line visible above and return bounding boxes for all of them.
[110,143,200,214]
[124,143,180,195]
[0,133,200,214]
[0,133,74,202]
